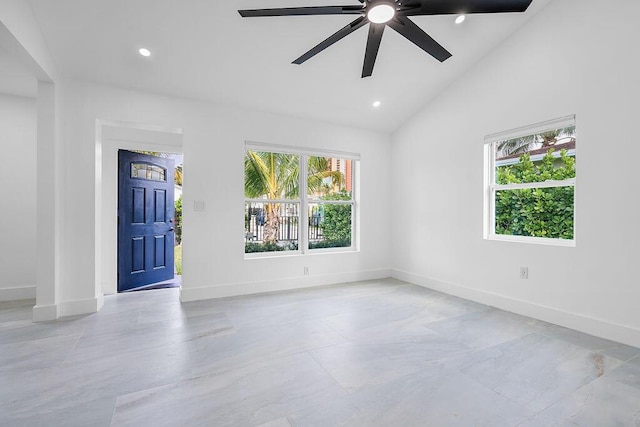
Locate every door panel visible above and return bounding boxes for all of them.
[154,189,166,222]
[132,188,145,223]
[118,150,175,292]
[132,237,145,272]
[154,235,166,267]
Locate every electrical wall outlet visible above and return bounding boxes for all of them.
[193,200,206,211]
[520,266,529,279]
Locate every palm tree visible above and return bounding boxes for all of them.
[174,165,183,186]
[496,126,575,158]
[244,151,343,244]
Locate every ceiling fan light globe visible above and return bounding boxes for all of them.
[367,4,395,24]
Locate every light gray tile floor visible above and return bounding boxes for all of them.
[1,278,639,426]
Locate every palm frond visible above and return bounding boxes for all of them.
[244,151,271,198]
[496,135,538,157]
[496,125,576,158]
[308,156,344,194]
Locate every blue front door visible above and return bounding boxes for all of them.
[118,150,175,292]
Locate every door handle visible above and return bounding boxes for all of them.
[168,227,175,232]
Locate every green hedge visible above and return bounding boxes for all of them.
[174,195,183,245]
[309,238,351,249]
[495,149,575,239]
[320,191,352,245]
[245,241,299,253]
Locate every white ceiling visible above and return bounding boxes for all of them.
[24,0,551,132]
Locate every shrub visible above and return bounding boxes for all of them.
[495,149,575,239]
[174,195,183,245]
[320,191,352,244]
[245,241,299,253]
[308,238,351,249]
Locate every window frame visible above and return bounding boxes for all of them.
[244,141,359,258]
[484,115,576,247]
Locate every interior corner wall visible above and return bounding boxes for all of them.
[0,93,37,301]
[57,79,391,309]
[390,0,640,347]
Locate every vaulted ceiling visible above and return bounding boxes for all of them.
[23,0,551,132]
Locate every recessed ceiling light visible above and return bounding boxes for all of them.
[455,15,466,24]
[138,48,151,57]
[373,101,382,108]
[367,4,396,24]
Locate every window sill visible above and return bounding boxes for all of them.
[244,251,301,260]
[307,246,357,255]
[244,246,358,259]
[486,233,575,247]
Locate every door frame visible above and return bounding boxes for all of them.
[95,119,183,296]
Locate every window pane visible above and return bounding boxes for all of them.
[495,126,576,184]
[307,156,352,200]
[245,202,299,253]
[245,151,299,199]
[308,202,352,249]
[131,163,166,181]
[495,187,574,239]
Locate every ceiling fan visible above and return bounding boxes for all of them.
[238,0,533,78]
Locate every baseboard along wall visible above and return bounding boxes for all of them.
[392,268,640,349]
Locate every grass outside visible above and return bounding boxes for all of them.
[175,244,182,275]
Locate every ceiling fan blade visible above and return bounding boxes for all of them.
[400,0,532,15]
[239,5,363,17]
[293,16,368,65]
[387,16,451,62]
[362,24,385,78]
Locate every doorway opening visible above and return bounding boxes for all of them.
[97,121,183,297]
[117,149,184,293]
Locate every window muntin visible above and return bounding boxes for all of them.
[244,147,358,255]
[486,116,576,244]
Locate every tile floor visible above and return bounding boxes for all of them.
[1,278,639,426]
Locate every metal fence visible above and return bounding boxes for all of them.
[245,202,323,243]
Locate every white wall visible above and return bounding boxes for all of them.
[0,93,37,300]
[391,0,640,347]
[55,79,391,311]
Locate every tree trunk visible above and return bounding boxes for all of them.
[263,203,280,244]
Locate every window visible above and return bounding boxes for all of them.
[308,156,354,250]
[485,115,576,245]
[131,163,166,181]
[244,143,358,255]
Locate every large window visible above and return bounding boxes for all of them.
[244,143,358,255]
[485,115,576,245]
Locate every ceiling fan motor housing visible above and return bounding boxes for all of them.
[238,0,533,77]
[367,2,397,23]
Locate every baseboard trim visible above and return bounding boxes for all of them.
[180,268,391,302]
[392,269,640,349]
[33,303,58,322]
[0,286,36,302]
[59,295,105,318]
